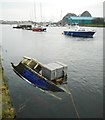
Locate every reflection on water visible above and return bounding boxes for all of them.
[1,25,103,118]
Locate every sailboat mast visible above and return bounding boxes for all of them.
[40,3,42,24]
[60,10,62,20]
[34,3,36,24]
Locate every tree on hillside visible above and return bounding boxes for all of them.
[92,18,105,25]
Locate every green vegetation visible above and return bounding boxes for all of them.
[80,24,105,27]
[0,62,16,119]
[81,17,105,27]
[92,17,105,25]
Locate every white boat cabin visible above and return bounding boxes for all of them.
[21,56,67,81]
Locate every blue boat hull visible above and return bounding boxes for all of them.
[64,31,95,38]
[11,63,64,92]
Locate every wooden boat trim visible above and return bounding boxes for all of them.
[19,60,64,88]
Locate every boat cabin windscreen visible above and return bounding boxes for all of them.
[21,58,30,65]
[22,58,42,73]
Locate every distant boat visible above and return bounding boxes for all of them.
[64,25,96,38]
[32,3,46,32]
[11,56,68,92]
[13,24,32,30]
[13,24,23,29]
[32,25,46,32]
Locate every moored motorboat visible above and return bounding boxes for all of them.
[32,25,46,32]
[13,24,23,29]
[11,56,67,92]
[64,26,96,38]
[13,24,32,30]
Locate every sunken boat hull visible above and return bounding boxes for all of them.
[11,57,67,92]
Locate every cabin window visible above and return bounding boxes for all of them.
[28,60,37,69]
[22,59,30,65]
[35,65,42,73]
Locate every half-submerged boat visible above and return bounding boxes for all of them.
[64,26,96,38]
[11,56,67,92]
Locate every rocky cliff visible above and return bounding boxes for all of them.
[58,11,92,25]
[80,11,92,17]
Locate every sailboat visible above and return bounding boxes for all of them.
[32,3,46,32]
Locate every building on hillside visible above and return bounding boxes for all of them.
[67,17,94,25]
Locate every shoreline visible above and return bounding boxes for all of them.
[0,62,16,119]
[80,24,105,27]
[0,22,105,28]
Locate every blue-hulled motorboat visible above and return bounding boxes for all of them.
[11,56,68,92]
[64,26,96,38]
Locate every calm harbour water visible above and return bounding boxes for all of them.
[1,25,103,118]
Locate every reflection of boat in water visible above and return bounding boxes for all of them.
[64,25,96,38]
[11,56,68,92]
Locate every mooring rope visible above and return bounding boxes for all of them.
[64,84,80,118]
